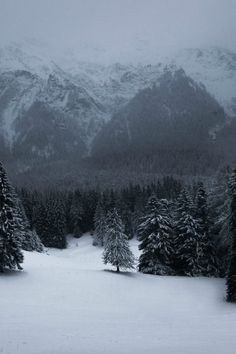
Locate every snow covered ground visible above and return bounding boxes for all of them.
[0,234,235,354]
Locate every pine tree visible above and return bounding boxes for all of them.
[19,188,39,230]
[138,195,159,274]
[208,168,232,276]
[69,191,83,237]
[93,200,107,246]
[138,196,175,275]
[195,183,209,234]
[195,183,218,276]
[174,189,201,276]
[81,190,99,232]
[34,199,49,245]
[34,196,66,249]
[13,193,43,252]
[21,229,43,252]
[45,196,67,249]
[226,169,236,302]
[0,163,24,272]
[103,209,135,272]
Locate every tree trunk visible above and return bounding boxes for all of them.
[116,265,120,273]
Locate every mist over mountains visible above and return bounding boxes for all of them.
[0,41,236,186]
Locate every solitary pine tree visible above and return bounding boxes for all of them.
[0,163,24,272]
[226,169,236,302]
[138,196,175,275]
[103,209,135,272]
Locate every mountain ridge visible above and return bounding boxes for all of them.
[0,42,235,181]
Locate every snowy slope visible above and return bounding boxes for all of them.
[0,234,235,354]
[0,71,43,145]
[0,42,55,79]
[174,47,236,116]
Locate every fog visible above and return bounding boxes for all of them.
[0,0,236,58]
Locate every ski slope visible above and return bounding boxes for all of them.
[0,234,235,354]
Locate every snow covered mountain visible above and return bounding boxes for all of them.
[55,43,236,116]
[92,69,227,174]
[0,41,235,175]
[0,51,107,162]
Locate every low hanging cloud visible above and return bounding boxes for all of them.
[0,0,235,56]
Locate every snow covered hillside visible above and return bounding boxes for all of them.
[0,234,235,354]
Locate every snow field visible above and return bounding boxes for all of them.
[0,234,235,354]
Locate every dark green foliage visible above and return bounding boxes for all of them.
[45,197,67,248]
[34,200,48,245]
[19,177,183,247]
[21,229,43,252]
[69,191,83,237]
[195,183,209,234]
[34,195,67,249]
[195,183,218,276]
[13,195,43,252]
[138,196,175,275]
[0,163,24,272]
[93,200,107,246]
[208,168,232,276]
[226,169,236,302]
[174,189,202,276]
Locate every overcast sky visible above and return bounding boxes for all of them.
[0,0,236,53]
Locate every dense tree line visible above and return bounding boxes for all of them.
[0,159,236,301]
[138,188,218,277]
[17,168,235,280]
[2,159,236,301]
[18,176,182,248]
[16,170,234,279]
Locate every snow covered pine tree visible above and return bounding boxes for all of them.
[226,169,236,302]
[138,195,175,275]
[103,209,135,272]
[174,189,201,276]
[12,193,43,252]
[195,183,218,276]
[208,168,232,276]
[0,162,24,272]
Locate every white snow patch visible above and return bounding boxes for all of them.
[0,234,235,354]
[2,104,17,144]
